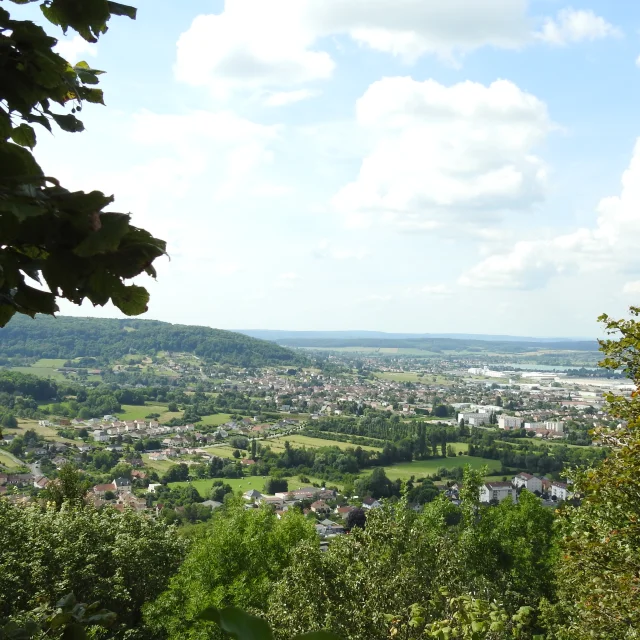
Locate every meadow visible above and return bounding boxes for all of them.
[378,454,501,482]
[0,449,24,471]
[169,474,335,498]
[267,433,382,452]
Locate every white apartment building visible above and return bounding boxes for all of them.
[458,412,492,427]
[551,482,571,501]
[479,482,515,503]
[544,421,565,434]
[512,472,543,494]
[498,416,523,430]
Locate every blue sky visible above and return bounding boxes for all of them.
[15,0,640,336]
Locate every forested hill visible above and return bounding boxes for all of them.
[0,316,303,367]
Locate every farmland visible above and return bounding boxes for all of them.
[169,474,336,498]
[378,454,501,482]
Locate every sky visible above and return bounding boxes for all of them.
[14,0,640,336]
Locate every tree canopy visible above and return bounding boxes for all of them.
[0,0,166,327]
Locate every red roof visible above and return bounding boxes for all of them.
[94,483,116,492]
[240,459,256,465]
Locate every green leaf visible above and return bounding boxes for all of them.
[0,142,44,178]
[81,88,105,104]
[10,124,37,149]
[73,212,131,257]
[51,113,84,133]
[61,622,86,640]
[111,284,149,316]
[200,607,274,640]
[293,633,343,640]
[13,285,58,316]
[0,304,17,328]
[107,2,137,19]
[197,607,221,624]
[0,110,11,139]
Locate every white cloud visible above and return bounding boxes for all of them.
[175,0,529,96]
[264,89,321,107]
[332,77,553,232]
[54,35,97,62]
[636,54,640,68]
[623,281,640,295]
[460,139,640,290]
[536,8,621,45]
[131,110,281,201]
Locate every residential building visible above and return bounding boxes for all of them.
[362,497,382,510]
[457,412,492,427]
[512,473,543,494]
[544,421,565,434]
[551,482,571,501]
[113,477,132,494]
[498,416,523,430]
[310,500,331,515]
[479,482,514,503]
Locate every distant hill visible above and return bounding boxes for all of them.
[237,330,599,354]
[238,330,595,343]
[0,316,303,367]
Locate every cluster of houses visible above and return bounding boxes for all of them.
[478,472,571,504]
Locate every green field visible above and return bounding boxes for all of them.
[15,420,76,444]
[141,454,176,474]
[9,366,68,381]
[169,474,336,498]
[267,434,382,452]
[198,413,233,426]
[378,455,500,482]
[0,449,23,471]
[117,404,169,421]
[203,445,239,459]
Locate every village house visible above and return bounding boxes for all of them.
[362,497,382,510]
[479,482,515,503]
[113,477,132,494]
[311,500,331,515]
[551,482,571,501]
[512,472,543,494]
[93,482,116,497]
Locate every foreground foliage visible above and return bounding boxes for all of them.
[0,0,165,326]
[0,499,186,637]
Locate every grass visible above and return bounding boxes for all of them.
[117,404,169,421]
[34,359,67,367]
[14,420,76,444]
[376,455,501,482]
[203,445,239,459]
[198,413,233,426]
[0,449,23,471]
[141,454,176,474]
[267,434,382,452]
[9,366,68,381]
[169,474,337,498]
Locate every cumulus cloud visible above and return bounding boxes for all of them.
[459,139,640,290]
[175,0,529,96]
[332,77,553,232]
[131,110,282,201]
[54,35,97,62]
[536,8,621,46]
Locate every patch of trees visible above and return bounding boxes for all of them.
[0,315,305,367]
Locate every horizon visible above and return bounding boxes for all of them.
[13,0,640,336]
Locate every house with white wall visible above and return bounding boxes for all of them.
[512,473,543,494]
[479,482,514,503]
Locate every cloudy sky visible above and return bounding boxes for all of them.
[19,0,640,336]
